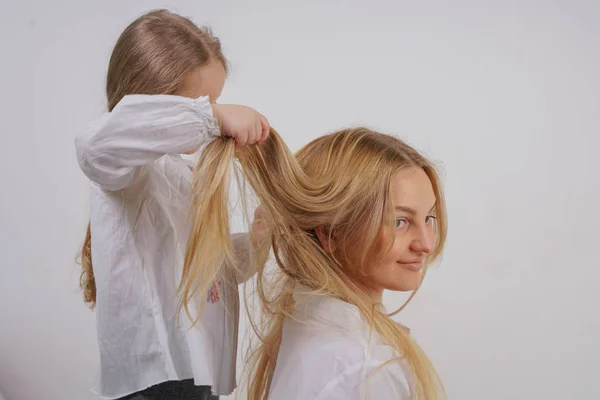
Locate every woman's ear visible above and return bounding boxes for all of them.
[314,227,337,253]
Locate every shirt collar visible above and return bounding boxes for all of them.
[292,285,410,335]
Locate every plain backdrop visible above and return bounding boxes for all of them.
[1,1,599,399]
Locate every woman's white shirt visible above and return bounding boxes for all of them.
[269,290,413,400]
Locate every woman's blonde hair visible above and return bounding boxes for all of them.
[180,127,448,399]
[79,9,227,308]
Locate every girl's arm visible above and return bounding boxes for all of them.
[75,94,219,191]
[233,206,271,284]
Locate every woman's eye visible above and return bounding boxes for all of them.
[395,219,408,229]
[425,215,437,224]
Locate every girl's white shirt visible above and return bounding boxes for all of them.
[75,94,249,399]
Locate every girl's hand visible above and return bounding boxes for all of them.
[212,104,270,146]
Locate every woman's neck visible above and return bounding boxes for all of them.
[342,277,384,307]
[363,287,384,308]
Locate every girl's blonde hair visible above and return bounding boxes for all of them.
[180,127,448,399]
[79,9,227,308]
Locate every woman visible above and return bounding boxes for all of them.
[180,127,447,399]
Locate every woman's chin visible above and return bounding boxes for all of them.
[387,271,422,292]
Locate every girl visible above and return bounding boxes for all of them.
[180,128,448,399]
[76,9,269,400]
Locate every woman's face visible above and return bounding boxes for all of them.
[360,167,438,298]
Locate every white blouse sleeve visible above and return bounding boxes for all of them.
[75,94,221,191]
[316,361,412,400]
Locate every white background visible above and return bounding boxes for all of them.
[1,1,599,399]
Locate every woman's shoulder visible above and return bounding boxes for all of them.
[276,319,411,399]
[315,356,412,400]
[282,315,405,375]
[314,339,411,400]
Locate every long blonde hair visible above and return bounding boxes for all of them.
[79,9,227,308]
[180,127,448,399]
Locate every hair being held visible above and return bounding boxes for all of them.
[78,9,227,308]
[180,127,448,399]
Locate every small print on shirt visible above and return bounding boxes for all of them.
[207,280,222,303]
